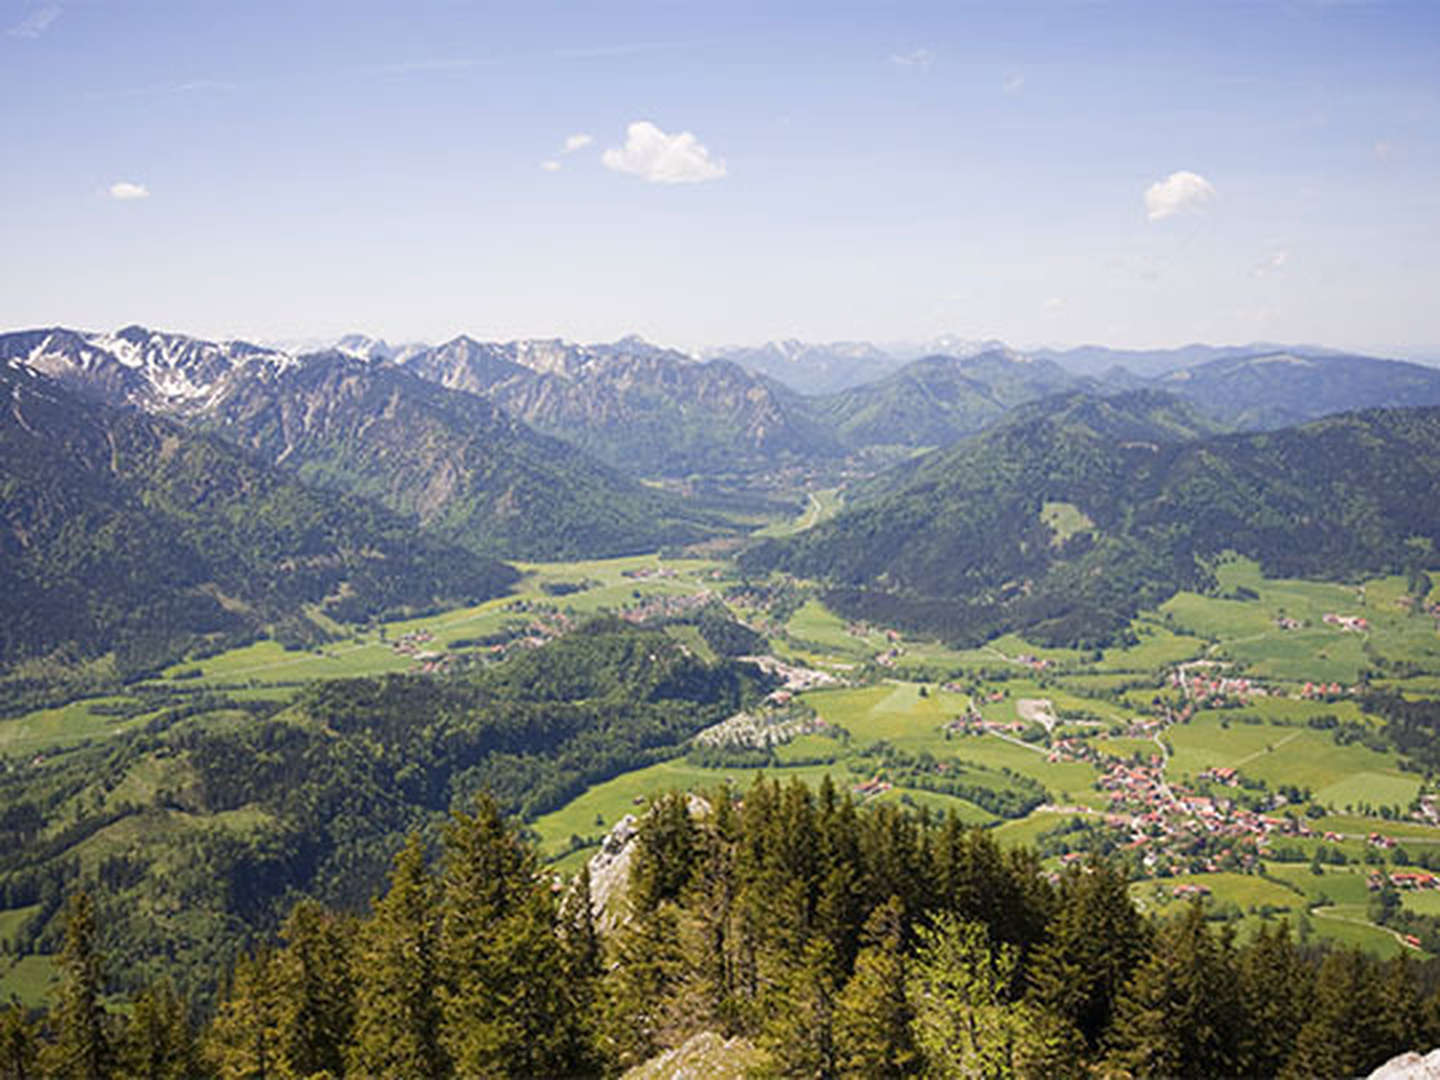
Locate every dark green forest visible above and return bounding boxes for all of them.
[0,620,772,1005]
[744,397,1440,648]
[10,781,1440,1079]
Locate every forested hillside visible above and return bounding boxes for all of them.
[745,397,1440,646]
[0,619,771,1002]
[813,349,1085,450]
[14,780,1440,1079]
[0,360,517,673]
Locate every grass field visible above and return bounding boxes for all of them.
[1131,872,1303,915]
[0,954,58,1006]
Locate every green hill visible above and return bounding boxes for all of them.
[743,394,1440,646]
[814,349,1084,450]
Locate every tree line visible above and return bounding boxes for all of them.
[11,777,1440,1078]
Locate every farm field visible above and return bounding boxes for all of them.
[10,545,1440,970]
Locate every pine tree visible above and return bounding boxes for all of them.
[1026,861,1149,1047]
[908,912,1030,1079]
[437,794,584,1078]
[1102,902,1243,1079]
[0,1003,37,1080]
[47,891,115,1080]
[271,900,355,1079]
[121,978,197,1080]
[347,833,447,1079]
[756,937,840,1078]
[598,903,686,1070]
[1236,921,1310,1078]
[833,897,915,1079]
[205,950,281,1080]
[1282,948,1387,1079]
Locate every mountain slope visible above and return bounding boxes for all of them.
[744,395,1440,646]
[1159,351,1440,430]
[0,359,518,670]
[814,349,1085,450]
[399,335,842,475]
[203,351,726,558]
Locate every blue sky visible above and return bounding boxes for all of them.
[2,1,1437,353]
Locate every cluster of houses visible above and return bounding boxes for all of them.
[692,708,831,750]
[1300,681,1348,699]
[737,655,841,692]
[1323,612,1370,632]
[944,712,1027,738]
[1370,870,1440,891]
[621,565,679,581]
[853,774,893,798]
[1090,758,1337,876]
[1168,670,1260,706]
[390,630,456,673]
[1013,653,1053,672]
[618,589,715,624]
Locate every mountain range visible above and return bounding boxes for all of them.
[743,391,1440,647]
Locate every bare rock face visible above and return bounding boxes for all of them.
[587,813,640,933]
[621,1031,762,1080]
[586,794,714,933]
[1369,1049,1440,1080]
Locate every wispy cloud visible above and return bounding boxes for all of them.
[8,3,61,39]
[602,121,726,184]
[540,161,561,173]
[562,133,593,154]
[1043,296,1065,312]
[109,181,150,201]
[1003,72,1025,95]
[890,48,934,70]
[1144,170,1217,221]
[1374,139,1395,161]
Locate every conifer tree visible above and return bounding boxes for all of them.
[48,891,114,1080]
[598,902,686,1070]
[437,794,583,1078]
[347,833,447,1079]
[908,911,1034,1079]
[756,937,840,1078]
[121,978,197,1080]
[206,950,281,1080]
[0,1002,37,1080]
[1236,921,1310,1078]
[833,897,915,1079]
[271,900,355,1079]
[1026,861,1149,1047]
[1101,902,1243,1079]
[1282,948,1387,1079]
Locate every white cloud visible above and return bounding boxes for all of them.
[1144,170,1216,221]
[1251,250,1289,278]
[8,3,61,38]
[1003,73,1025,95]
[1374,139,1394,161]
[540,160,561,172]
[602,121,726,184]
[1043,296,1065,312]
[109,181,150,201]
[562,133,593,154]
[890,48,934,70]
